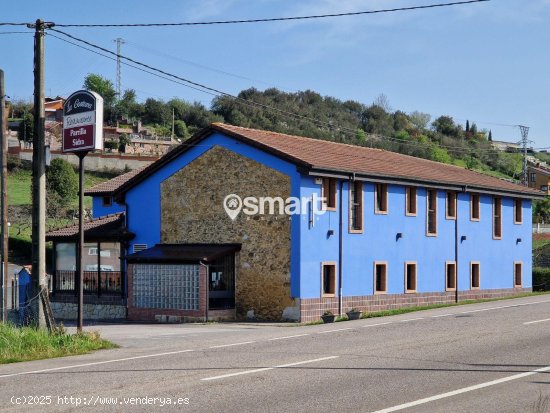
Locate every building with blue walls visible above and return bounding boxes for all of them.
[47,123,543,322]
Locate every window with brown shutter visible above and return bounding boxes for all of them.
[493,197,502,239]
[322,178,337,210]
[514,262,522,287]
[374,262,387,294]
[470,193,480,221]
[427,189,437,236]
[405,187,417,216]
[349,181,363,232]
[321,262,336,296]
[375,183,388,214]
[471,262,480,289]
[446,192,457,220]
[514,199,523,224]
[446,262,456,291]
[405,262,417,293]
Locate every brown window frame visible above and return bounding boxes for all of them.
[321,262,337,297]
[405,187,417,216]
[349,181,364,233]
[426,189,438,236]
[375,183,388,214]
[514,198,523,224]
[514,262,522,288]
[446,191,457,220]
[322,178,337,211]
[445,261,456,291]
[102,196,113,207]
[470,193,480,221]
[404,262,417,293]
[374,262,388,294]
[470,261,480,290]
[493,197,502,239]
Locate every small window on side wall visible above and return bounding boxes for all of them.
[471,262,480,289]
[514,262,522,288]
[349,181,363,232]
[426,189,437,236]
[375,183,388,214]
[322,178,337,210]
[374,262,387,294]
[446,261,456,291]
[405,262,417,293]
[514,199,523,224]
[470,193,480,221]
[321,262,336,297]
[102,196,113,207]
[405,187,417,216]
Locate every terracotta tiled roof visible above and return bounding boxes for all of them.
[208,123,542,197]
[84,166,147,196]
[87,123,544,199]
[46,213,134,241]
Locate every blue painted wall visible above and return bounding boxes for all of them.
[299,179,533,298]
[91,197,125,218]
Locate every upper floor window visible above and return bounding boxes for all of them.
[322,178,337,210]
[375,183,388,214]
[349,181,363,232]
[405,187,417,216]
[446,191,457,220]
[470,193,480,221]
[514,198,523,224]
[493,197,502,239]
[102,196,113,207]
[426,189,437,236]
[530,172,536,183]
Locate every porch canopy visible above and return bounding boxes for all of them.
[126,243,241,264]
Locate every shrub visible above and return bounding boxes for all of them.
[532,267,550,291]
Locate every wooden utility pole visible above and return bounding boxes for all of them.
[29,19,53,327]
[0,70,7,322]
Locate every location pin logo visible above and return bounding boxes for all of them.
[223,194,242,221]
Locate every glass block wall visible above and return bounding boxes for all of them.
[133,264,200,310]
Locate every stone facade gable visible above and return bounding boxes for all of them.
[161,145,293,320]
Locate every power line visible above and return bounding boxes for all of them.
[47,28,509,157]
[54,1,490,27]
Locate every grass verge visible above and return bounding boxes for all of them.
[304,291,550,325]
[0,324,117,364]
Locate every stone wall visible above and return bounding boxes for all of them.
[299,288,532,322]
[161,145,293,320]
[51,302,126,320]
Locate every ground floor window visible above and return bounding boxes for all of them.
[53,242,122,295]
[514,262,522,287]
[374,262,387,294]
[405,262,417,293]
[321,262,336,297]
[446,261,456,291]
[471,262,480,289]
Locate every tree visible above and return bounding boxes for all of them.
[409,111,431,130]
[432,116,460,138]
[488,130,493,141]
[18,113,34,143]
[534,198,550,223]
[465,120,470,133]
[173,120,190,140]
[83,74,117,119]
[118,133,132,153]
[46,158,78,206]
[116,89,142,119]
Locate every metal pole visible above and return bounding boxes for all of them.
[77,152,87,332]
[0,70,6,322]
[30,19,49,328]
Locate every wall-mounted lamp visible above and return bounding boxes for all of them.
[516,238,522,244]
[396,232,403,241]
[327,229,334,238]
[461,235,467,242]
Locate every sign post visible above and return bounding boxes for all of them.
[63,90,103,332]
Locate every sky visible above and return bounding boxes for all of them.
[1,0,549,148]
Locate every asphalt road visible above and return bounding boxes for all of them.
[2,295,550,412]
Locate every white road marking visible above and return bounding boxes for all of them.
[317,328,354,334]
[399,317,424,322]
[200,356,339,381]
[0,349,195,379]
[431,314,454,318]
[361,322,393,327]
[370,364,550,413]
[523,318,550,325]
[268,334,309,341]
[209,341,256,348]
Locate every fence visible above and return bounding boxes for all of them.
[54,270,122,295]
[533,224,550,234]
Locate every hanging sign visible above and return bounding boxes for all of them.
[62,90,103,152]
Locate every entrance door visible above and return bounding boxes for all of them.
[208,254,235,309]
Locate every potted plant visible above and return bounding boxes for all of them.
[346,308,362,320]
[321,310,336,323]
